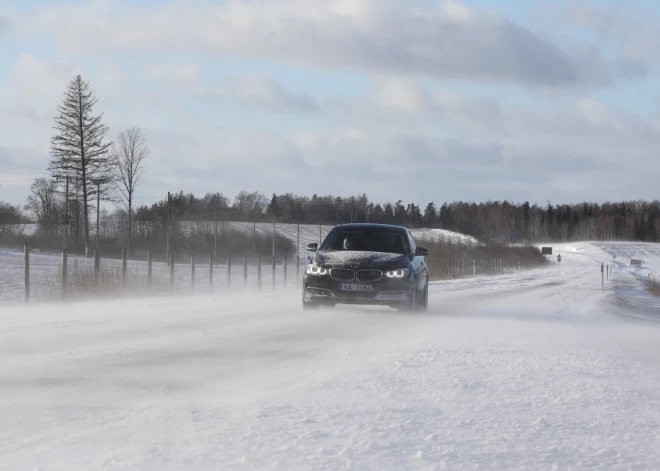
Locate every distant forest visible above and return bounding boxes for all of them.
[3,190,659,244]
[132,191,660,243]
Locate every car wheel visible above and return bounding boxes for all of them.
[418,281,429,312]
[398,285,418,312]
[302,298,319,310]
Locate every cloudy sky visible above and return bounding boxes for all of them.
[1,0,659,208]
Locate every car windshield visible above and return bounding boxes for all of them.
[321,229,409,254]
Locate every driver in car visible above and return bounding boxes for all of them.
[343,235,357,251]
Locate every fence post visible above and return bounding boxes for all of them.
[601,262,604,292]
[147,250,152,290]
[607,264,609,280]
[170,252,175,291]
[257,256,262,290]
[473,260,476,276]
[121,247,127,286]
[94,248,100,287]
[209,252,213,292]
[24,244,29,304]
[297,224,300,288]
[61,250,68,300]
[518,261,521,272]
[243,256,248,287]
[227,254,232,289]
[191,256,195,292]
[272,256,277,289]
[283,256,288,287]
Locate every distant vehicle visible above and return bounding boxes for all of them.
[302,223,430,311]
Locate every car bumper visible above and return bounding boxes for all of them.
[303,274,413,306]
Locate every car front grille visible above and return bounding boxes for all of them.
[330,268,355,281]
[356,270,382,282]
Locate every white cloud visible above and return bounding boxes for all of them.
[0,16,9,36]
[7,0,626,88]
[199,75,318,113]
[369,77,431,113]
[440,0,471,21]
[7,54,78,111]
[140,63,199,85]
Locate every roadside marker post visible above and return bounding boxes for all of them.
[24,244,29,304]
[208,252,213,292]
[191,256,196,292]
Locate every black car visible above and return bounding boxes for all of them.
[302,223,430,311]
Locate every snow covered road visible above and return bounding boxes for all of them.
[1,242,660,470]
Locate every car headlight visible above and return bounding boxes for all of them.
[385,269,410,278]
[306,264,328,275]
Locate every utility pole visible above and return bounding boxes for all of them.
[63,175,70,251]
[214,206,218,267]
[74,176,78,255]
[95,180,100,249]
[166,191,171,266]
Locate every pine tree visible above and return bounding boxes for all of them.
[49,75,112,257]
[373,204,384,223]
[267,193,280,220]
[439,203,450,227]
[423,202,437,227]
[394,200,406,225]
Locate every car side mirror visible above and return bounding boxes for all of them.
[415,246,429,257]
[306,243,318,252]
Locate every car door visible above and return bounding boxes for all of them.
[407,231,428,289]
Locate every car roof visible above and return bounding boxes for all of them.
[331,223,408,233]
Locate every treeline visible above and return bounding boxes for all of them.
[4,187,660,248]
[0,202,28,233]
[132,192,660,243]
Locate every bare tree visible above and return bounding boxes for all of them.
[24,178,60,234]
[111,127,150,255]
[49,75,112,257]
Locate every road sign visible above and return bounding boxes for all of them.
[542,247,552,255]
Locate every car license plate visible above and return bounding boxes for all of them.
[339,283,373,292]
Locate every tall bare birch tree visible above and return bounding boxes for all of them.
[111,127,150,255]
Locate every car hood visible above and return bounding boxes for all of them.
[314,251,410,268]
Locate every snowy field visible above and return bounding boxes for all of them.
[8,223,477,250]
[1,241,660,470]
